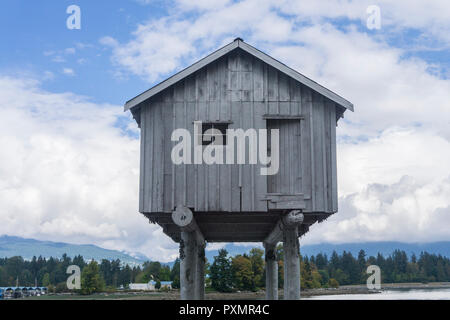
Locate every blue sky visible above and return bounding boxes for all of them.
[1,1,448,107]
[0,0,165,105]
[0,0,449,261]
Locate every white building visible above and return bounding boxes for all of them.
[128,281,155,291]
[128,280,173,291]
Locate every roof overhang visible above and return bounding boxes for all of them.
[124,39,354,113]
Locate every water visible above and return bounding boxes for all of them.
[306,288,450,300]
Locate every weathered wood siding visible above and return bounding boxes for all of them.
[139,49,338,214]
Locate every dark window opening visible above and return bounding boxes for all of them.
[201,123,228,146]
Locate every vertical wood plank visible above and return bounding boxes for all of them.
[279,102,290,115]
[174,82,185,102]
[186,102,196,208]
[159,103,166,211]
[301,86,314,211]
[240,101,253,211]
[241,71,252,102]
[267,66,278,101]
[312,92,325,212]
[230,101,242,212]
[253,101,268,211]
[329,102,338,212]
[324,100,332,212]
[163,100,173,212]
[197,68,208,102]
[290,78,302,102]
[146,104,154,211]
[279,73,290,102]
[253,58,264,102]
[185,75,196,102]
[139,106,147,212]
[219,57,230,121]
[208,62,219,102]
[173,101,185,208]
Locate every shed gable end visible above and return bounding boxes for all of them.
[126,39,353,115]
[132,48,345,127]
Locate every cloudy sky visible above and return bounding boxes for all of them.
[0,0,449,262]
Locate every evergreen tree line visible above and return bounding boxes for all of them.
[1,248,450,294]
[209,248,450,292]
[0,254,180,294]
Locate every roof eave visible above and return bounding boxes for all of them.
[124,40,239,112]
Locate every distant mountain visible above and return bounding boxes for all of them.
[0,235,145,266]
[3,235,449,267]
[205,241,450,261]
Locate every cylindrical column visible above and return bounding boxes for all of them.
[283,226,300,300]
[264,242,278,300]
[180,231,196,300]
[194,241,206,300]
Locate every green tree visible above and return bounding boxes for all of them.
[81,260,105,295]
[232,255,255,291]
[301,256,321,289]
[20,269,33,286]
[310,269,323,288]
[315,253,328,270]
[357,249,367,282]
[119,265,133,287]
[142,261,162,282]
[159,265,171,281]
[333,268,349,285]
[341,251,360,284]
[5,256,24,281]
[248,248,264,288]
[171,258,181,289]
[42,273,51,287]
[318,269,329,286]
[210,249,233,292]
[328,278,339,288]
[0,266,7,286]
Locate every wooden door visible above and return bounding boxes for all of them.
[266,119,304,209]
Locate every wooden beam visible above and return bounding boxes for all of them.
[283,227,301,300]
[180,231,196,299]
[263,114,305,120]
[172,206,204,244]
[264,242,278,300]
[264,210,304,245]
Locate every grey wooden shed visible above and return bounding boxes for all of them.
[125,38,353,300]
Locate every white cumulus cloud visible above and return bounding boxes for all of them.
[0,75,179,262]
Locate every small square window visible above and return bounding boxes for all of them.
[200,123,228,146]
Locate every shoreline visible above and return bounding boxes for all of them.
[303,282,450,297]
[22,282,450,300]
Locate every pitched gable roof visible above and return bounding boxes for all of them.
[124,38,354,112]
